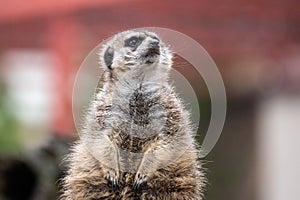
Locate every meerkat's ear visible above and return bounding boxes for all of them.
[103,47,114,69]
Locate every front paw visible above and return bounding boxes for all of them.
[104,167,119,187]
[132,172,148,190]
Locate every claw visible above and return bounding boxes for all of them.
[140,180,147,187]
[112,178,119,189]
[132,182,141,190]
[132,173,148,190]
[106,172,110,182]
[105,169,119,188]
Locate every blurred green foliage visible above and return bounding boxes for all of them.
[0,84,20,154]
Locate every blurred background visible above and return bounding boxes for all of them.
[0,0,299,199]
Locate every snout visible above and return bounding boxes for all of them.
[141,39,161,64]
[149,41,160,49]
[145,41,160,57]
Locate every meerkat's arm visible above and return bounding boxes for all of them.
[82,71,121,185]
[133,134,191,188]
[83,130,120,185]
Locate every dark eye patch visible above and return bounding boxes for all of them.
[104,47,114,69]
[125,36,144,48]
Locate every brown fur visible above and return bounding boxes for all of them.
[61,142,204,200]
[61,88,205,199]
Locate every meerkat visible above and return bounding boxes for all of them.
[61,30,205,200]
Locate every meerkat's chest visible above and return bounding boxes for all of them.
[110,84,166,123]
[106,84,167,152]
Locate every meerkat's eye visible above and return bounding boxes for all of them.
[104,47,114,69]
[125,36,144,48]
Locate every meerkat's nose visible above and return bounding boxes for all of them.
[149,41,160,49]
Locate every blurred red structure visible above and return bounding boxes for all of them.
[0,0,135,22]
[0,0,299,135]
[47,18,80,135]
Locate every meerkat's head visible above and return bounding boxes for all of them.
[99,30,173,81]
